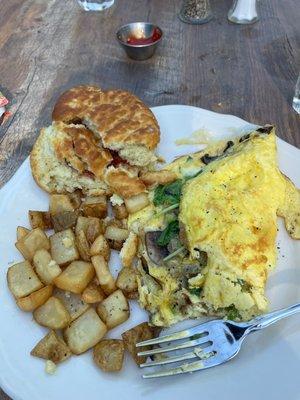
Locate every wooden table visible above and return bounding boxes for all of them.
[0,0,299,398]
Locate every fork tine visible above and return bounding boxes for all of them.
[136,326,207,347]
[142,352,219,378]
[139,344,214,368]
[137,335,211,357]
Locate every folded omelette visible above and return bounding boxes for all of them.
[129,127,300,326]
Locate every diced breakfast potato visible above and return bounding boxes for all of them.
[75,216,104,244]
[52,211,78,232]
[140,170,177,187]
[33,249,62,284]
[122,322,160,365]
[97,289,129,329]
[49,194,74,215]
[90,235,110,260]
[16,285,53,312]
[81,280,106,304]
[112,204,128,220]
[54,261,95,294]
[53,288,89,321]
[91,255,116,295]
[107,240,123,251]
[64,308,107,355]
[68,190,82,209]
[7,261,43,298]
[75,230,90,261]
[124,193,149,214]
[116,267,138,296]
[31,330,72,364]
[119,232,138,268]
[29,211,53,230]
[93,339,124,372]
[50,229,79,265]
[33,296,70,329]
[16,226,30,241]
[15,228,50,261]
[82,196,107,218]
[105,225,129,242]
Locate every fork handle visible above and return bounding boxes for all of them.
[248,303,300,332]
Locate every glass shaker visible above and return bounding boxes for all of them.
[179,0,213,25]
[228,0,259,24]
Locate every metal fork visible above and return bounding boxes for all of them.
[136,303,300,378]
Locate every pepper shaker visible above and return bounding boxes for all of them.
[228,0,259,24]
[179,0,213,25]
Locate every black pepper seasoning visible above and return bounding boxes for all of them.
[179,0,213,24]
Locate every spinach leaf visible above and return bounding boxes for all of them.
[156,220,179,247]
[153,179,183,207]
[188,287,202,296]
[236,278,251,292]
[226,305,241,320]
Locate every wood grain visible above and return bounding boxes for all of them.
[0,0,299,398]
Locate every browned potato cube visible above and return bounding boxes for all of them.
[75,230,90,261]
[29,211,53,230]
[90,235,110,260]
[122,322,160,365]
[49,194,74,215]
[15,228,50,261]
[50,229,79,265]
[107,240,123,251]
[97,290,129,329]
[105,225,129,242]
[81,281,106,304]
[119,232,138,268]
[16,226,30,241]
[93,339,124,372]
[33,296,70,329]
[68,190,82,209]
[31,330,72,363]
[86,218,104,244]
[124,193,149,214]
[33,249,62,284]
[53,288,89,321]
[112,204,128,220]
[64,308,107,355]
[16,285,53,312]
[7,261,43,298]
[140,170,177,187]
[51,211,78,232]
[116,267,138,296]
[53,261,95,294]
[82,196,107,218]
[91,255,116,295]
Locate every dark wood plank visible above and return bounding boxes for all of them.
[0,0,299,396]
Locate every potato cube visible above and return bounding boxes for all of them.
[68,190,82,209]
[124,193,149,214]
[29,211,53,230]
[122,322,160,365]
[51,211,78,232]
[49,194,74,215]
[16,226,30,241]
[64,308,107,354]
[116,267,138,296]
[33,249,62,284]
[50,229,79,265]
[16,285,53,312]
[81,281,105,304]
[82,196,107,218]
[119,232,138,268]
[107,240,123,251]
[53,288,89,321]
[86,218,104,244]
[112,204,128,220]
[75,230,90,261]
[91,255,116,295]
[93,339,124,372]
[97,290,129,329]
[90,235,110,260]
[31,330,72,364]
[53,261,95,294]
[33,296,70,329]
[7,261,43,298]
[140,170,177,187]
[15,228,50,261]
[105,225,129,242]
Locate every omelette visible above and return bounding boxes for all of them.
[129,126,300,326]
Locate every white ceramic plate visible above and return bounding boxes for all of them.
[1,105,300,400]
